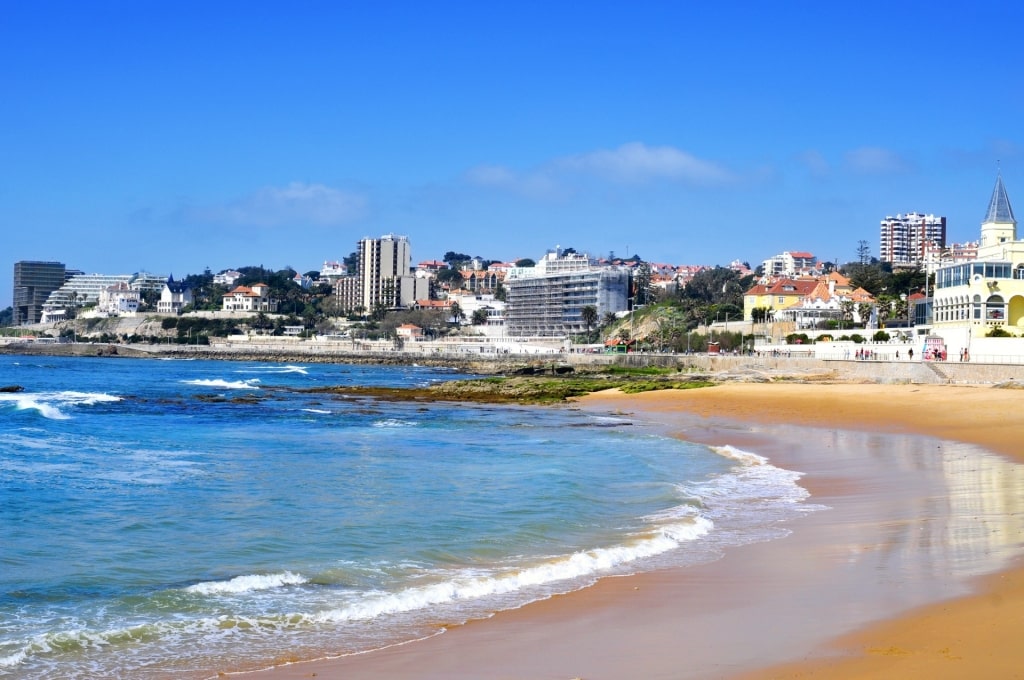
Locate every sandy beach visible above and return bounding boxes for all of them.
[238,382,1024,680]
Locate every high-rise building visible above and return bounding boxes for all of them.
[879,213,947,266]
[357,235,428,312]
[12,261,66,325]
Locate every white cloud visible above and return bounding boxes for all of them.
[193,182,367,227]
[463,164,561,198]
[464,142,735,199]
[844,147,912,175]
[557,142,735,185]
[796,149,830,177]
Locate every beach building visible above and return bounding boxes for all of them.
[395,323,424,341]
[927,174,1024,356]
[12,260,66,325]
[880,212,946,267]
[504,248,629,337]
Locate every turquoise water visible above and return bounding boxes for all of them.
[0,355,815,678]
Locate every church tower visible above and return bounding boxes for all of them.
[979,173,1016,250]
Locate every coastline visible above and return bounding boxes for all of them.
[233,382,1024,679]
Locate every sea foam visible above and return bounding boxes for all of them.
[185,571,309,596]
[0,391,121,420]
[314,516,713,624]
[182,378,261,390]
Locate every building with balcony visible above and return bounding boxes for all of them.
[357,235,428,312]
[761,251,816,277]
[880,213,946,267]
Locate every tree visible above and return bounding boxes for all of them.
[471,308,488,326]
[443,251,472,267]
[581,305,598,339]
[435,268,465,289]
[633,262,653,307]
[857,240,872,265]
[449,301,463,326]
[839,300,855,329]
[343,251,359,275]
[515,258,535,267]
[681,267,748,306]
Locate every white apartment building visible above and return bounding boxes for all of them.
[213,270,242,287]
[504,248,629,337]
[761,251,816,277]
[880,213,946,266]
[42,271,166,317]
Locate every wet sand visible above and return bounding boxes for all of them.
[238,383,1024,680]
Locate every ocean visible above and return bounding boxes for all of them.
[0,354,819,679]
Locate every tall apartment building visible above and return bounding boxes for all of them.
[879,213,947,266]
[357,235,428,312]
[12,260,66,325]
[504,249,629,337]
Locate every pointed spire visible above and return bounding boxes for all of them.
[984,173,1016,224]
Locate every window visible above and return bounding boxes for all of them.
[985,295,1005,321]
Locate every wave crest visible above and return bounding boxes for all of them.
[185,571,308,596]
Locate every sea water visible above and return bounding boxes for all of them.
[0,355,817,679]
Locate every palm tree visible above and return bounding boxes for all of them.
[449,301,463,326]
[581,305,598,341]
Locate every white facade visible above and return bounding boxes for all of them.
[927,175,1024,358]
[158,278,193,314]
[761,251,816,277]
[222,283,278,312]
[880,213,946,266]
[213,270,242,287]
[99,282,141,316]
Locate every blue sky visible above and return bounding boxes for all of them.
[4,1,1024,307]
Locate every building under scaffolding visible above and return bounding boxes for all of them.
[505,249,629,337]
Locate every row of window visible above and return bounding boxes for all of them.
[935,262,1023,289]
[933,294,1006,323]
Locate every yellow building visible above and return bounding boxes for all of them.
[930,174,1024,353]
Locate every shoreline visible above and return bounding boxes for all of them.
[233,382,1024,679]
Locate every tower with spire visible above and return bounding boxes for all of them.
[979,173,1017,252]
